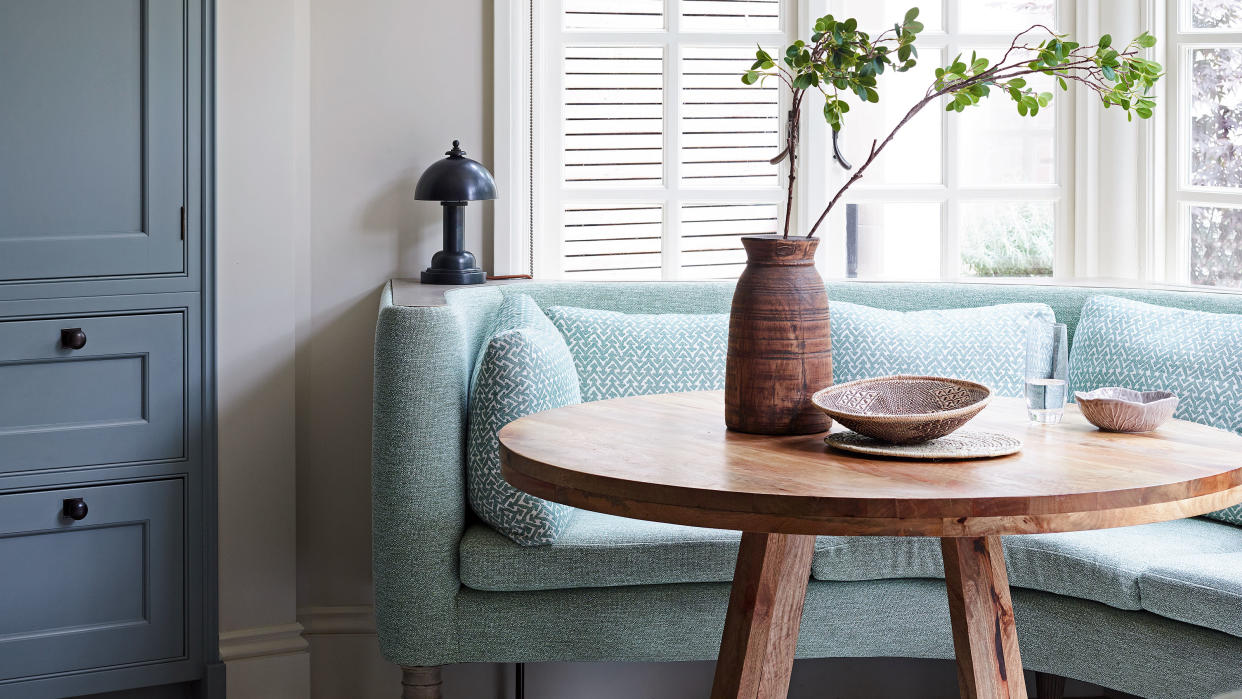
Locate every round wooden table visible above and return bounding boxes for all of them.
[498,392,1242,699]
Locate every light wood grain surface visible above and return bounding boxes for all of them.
[499,391,1242,537]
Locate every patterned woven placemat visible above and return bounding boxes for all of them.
[825,430,1023,460]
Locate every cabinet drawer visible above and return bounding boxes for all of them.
[0,312,184,473]
[0,479,184,681]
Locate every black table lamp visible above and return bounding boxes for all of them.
[414,140,497,284]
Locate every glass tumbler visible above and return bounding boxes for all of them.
[1025,320,1069,424]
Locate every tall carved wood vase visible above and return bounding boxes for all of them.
[725,234,833,435]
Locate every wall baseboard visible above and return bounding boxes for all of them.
[218,622,310,662]
[298,605,376,636]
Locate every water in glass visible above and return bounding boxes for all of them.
[1025,320,1069,423]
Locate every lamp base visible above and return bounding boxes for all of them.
[421,267,486,285]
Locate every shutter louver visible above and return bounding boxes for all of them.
[562,204,664,280]
[563,46,664,186]
[680,203,779,279]
[564,0,664,30]
[680,46,781,187]
[549,1,788,280]
[680,0,780,31]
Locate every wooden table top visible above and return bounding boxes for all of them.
[498,391,1242,537]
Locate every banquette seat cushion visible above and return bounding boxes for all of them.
[459,511,1242,635]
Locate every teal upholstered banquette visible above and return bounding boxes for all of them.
[372,280,1242,699]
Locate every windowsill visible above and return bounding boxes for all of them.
[832,277,1242,295]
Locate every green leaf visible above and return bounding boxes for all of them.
[1136,107,1153,119]
[1058,76,1068,90]
[865,87,879,102]
[792,72,814,89]
[742,71,759,85]
[904,7,919,24]
[898,44,912,62]
[1102,65,1116,81]
[1138,32,1157,48]
[843,17,857,32]
[1098,34,1112,50]
[907,20,924,33]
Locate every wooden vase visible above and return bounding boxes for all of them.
[725,234,833,435]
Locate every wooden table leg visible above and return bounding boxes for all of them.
[941,536,1028,699]
[710,532,816,699]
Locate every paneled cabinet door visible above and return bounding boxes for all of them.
[0,0,185,282]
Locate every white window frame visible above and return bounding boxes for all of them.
[1160,0,1242,285]
[495,0,1193,285]
[511,0,799,280]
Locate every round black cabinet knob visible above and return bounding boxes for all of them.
[62,498,88,521]
[61,328,87,350]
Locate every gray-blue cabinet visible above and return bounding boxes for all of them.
[0,1,217,698]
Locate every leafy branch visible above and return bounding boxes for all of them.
[743,9,1163,238]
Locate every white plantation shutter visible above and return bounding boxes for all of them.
[535,0,794,280]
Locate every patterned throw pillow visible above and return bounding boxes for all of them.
[1069,295,1242,526]
[830,301,1056,397]
[466,294,581,545]
[546,306,729,403]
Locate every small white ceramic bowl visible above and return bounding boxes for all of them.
[1074,387,1179,433]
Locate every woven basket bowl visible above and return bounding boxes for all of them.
[811,375,993,445]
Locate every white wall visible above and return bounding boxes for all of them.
[295,0,491,616]
[216,0,311,694]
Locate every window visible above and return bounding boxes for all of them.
[497,1,1241,286]
[530,0,796,280]
[814,0,1067,281]
[1167,0,1242,287]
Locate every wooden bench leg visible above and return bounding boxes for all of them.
[710,531,816,699]
[402,666,443,699]
[1034,671,1067,699]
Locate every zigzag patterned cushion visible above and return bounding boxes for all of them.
[830,301,1056,397]
[1069,295,1242,526]
[466,294,580,545]
[546,306,728,403]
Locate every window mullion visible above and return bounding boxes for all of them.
[942,15,961,280]
[663,3,681,280]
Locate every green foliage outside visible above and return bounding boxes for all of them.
[961,204,1054,278]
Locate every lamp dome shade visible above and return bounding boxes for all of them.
[414,140,498,202]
